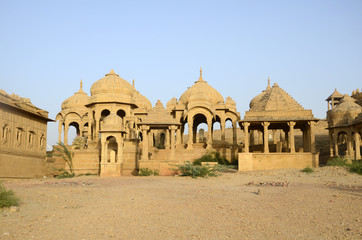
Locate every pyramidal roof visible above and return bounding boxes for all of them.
[242,81,316,121]
[250,83,304,112]
[326,89,344,101]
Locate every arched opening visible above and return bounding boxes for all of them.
[158,132,166,149]
[212,117,221,143]
[197,123,208,143]
[225,119,233,144]
[117,109,126,118]
[183,121,188,144]
[101,109,110,120]
[68,122,79,145]
[193,114,207,144]
[106,136,118,163]
[337,131,348,156]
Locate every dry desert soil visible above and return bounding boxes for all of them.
[1,167,361,240]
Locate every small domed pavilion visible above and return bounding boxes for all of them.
[327,93,362,159]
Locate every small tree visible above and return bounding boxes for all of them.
[52,142,75,175]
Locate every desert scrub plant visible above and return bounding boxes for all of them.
[0,183,20,208]
[51,142,75,176]
[139,168,159,176]
[72,136,86,149]
[301,167,314,173]
[55,169,75,179]
[326,157,349,167]
[173,161,219,178]
[193,151,229,165]
[349,160,362,175]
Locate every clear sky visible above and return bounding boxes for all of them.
[0,0,361,148]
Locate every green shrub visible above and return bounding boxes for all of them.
[326,157,349,167]
[193,151,229,165]
[0,183,20,208]
[56,170,75,179]
[301,167,314,173]
[152,169,160,176]
[139,168,159,176]
[349,160,362,175]
[51,142,75,175]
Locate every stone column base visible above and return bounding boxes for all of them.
[100,163,122,177]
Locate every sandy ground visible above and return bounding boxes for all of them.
[1,167,361,240]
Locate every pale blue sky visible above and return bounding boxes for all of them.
[0,0,361,148]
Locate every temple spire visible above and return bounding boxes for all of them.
[80,80,83,89]
[266,77,271,90]
[133,78,135,88]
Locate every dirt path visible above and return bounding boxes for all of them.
[1,167,361,240]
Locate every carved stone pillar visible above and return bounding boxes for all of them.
[149,130,154,147]
[262,122,270,153]
[58,120,63,143]
[187,117,193,150]
[309,121,316,153]
[221,121,226,142]
[169,126,177,160]
[141,126,150,160]
[232,120,238,146]
[288,121,296,153]
[176,128,182,145]
[347,131,353,157]
[207,118,213,149]
[355,133,361,160]
[272,129,277,144]
[329,131,334,157]
[243,122,250,153]
[165,129,170,149]
[88,110,92,141]
[333,129,339,157]
[64,124,69,146]
[95,119,100,141]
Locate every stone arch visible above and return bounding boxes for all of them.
[100,109,111,119]
[337,131,348,156]
[212,115,222,143]
[105,135,118,163]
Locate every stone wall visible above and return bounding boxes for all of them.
[0,100,49,177]
[238,152,319,171]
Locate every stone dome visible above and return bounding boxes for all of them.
[330,94,362,126]
[179,68,224,106]
[101,113,124,132]
[133,89,152,111]
[225,96,237,111]
[249,78,272,109]
[89,70,134,104]
[61,81,90,110]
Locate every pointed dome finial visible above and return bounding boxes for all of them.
[80,80,83,89]
[105,69,119,77]
[268,77,270,86]
[132,78,135,87]
[196,66,205,82]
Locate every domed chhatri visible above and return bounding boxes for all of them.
[326,89,362,160]
[179,67,224,106]
[89,69,135,104]
[54,69,356,177]
[61,80,90,110]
